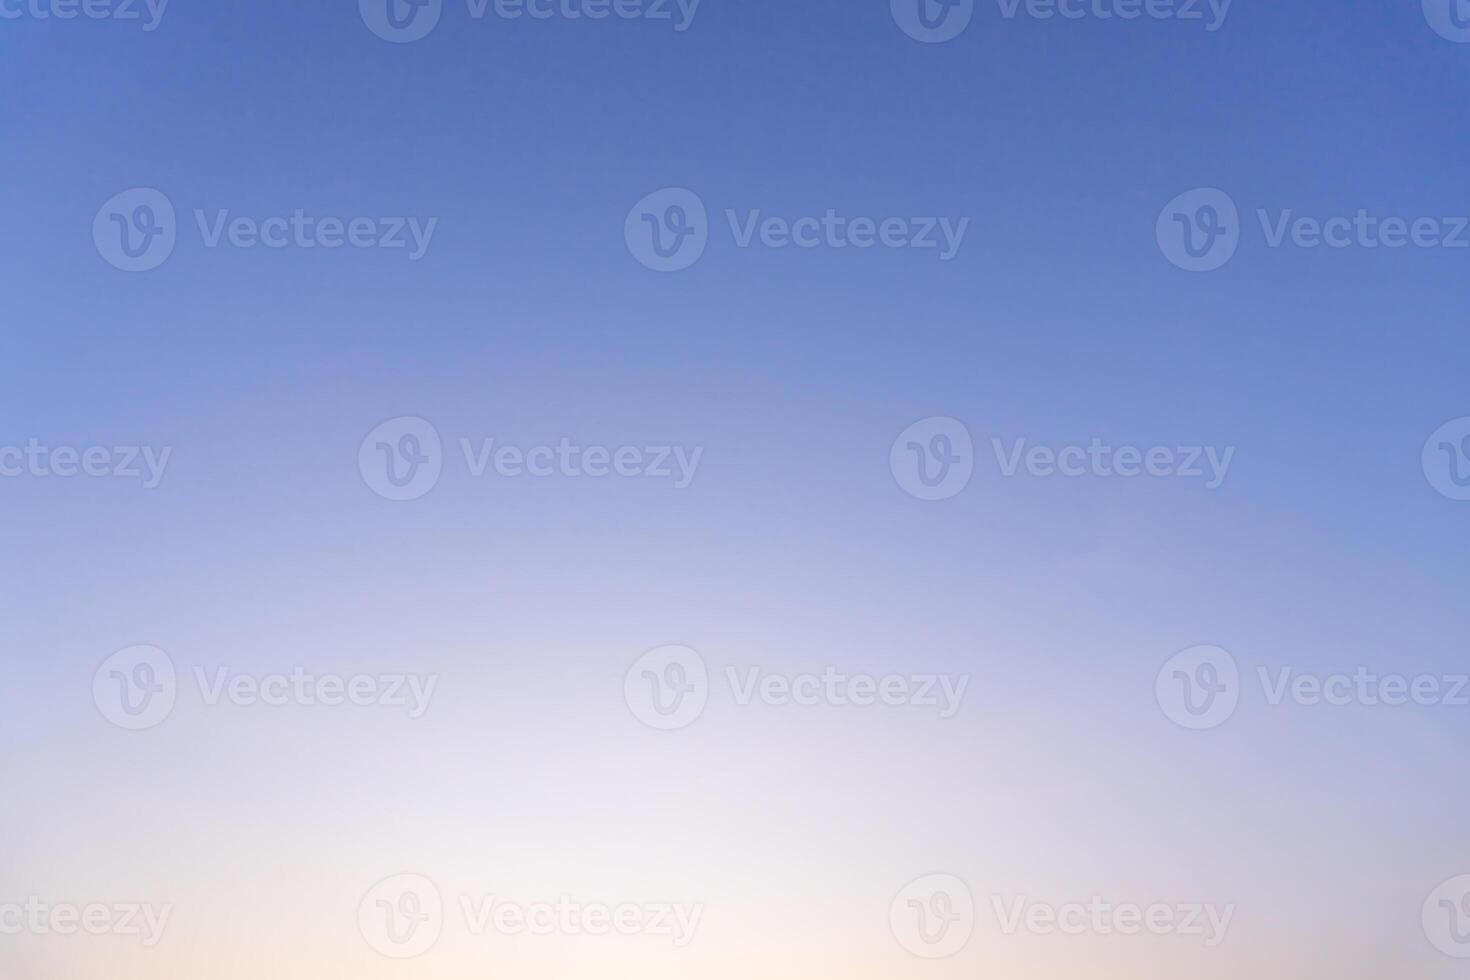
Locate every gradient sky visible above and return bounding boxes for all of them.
[3,0,1470,977]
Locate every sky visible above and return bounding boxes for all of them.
[3,0,1470,977]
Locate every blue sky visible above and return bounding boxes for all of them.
[3,1,1470,977]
